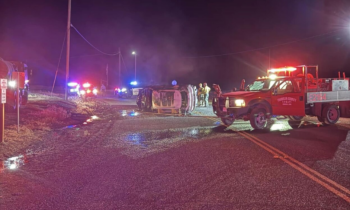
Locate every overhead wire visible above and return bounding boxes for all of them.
[71,24,119,56]
[184,29,341,58]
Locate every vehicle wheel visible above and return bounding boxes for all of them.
[322,104,339,125]
[250,108,267,130]
[221,117,235,126]
[288,115,304,121]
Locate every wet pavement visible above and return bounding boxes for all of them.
[1,97,350,209]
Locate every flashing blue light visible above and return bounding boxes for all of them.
[172,80,177,86]
[68,82,78,87]
[130,81,138,86]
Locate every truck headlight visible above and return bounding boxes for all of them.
[80,90,86,95]
[234,99,245,107]
[93,89,98,94]
[121,88,127,92]
[9,81,16,88]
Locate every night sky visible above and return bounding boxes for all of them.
[1,0,350,90]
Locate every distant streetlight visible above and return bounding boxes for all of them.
[132,51,136,81]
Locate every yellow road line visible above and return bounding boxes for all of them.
[195,110,350,203]
[242,131,350,196]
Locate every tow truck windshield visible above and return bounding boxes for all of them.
[249,79,277,91]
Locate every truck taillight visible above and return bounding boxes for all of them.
[83,83,91,88]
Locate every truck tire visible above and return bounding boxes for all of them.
[322,104,339,125]
[221,117,235,126]
[250,108,267,130]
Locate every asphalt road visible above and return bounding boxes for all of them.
[1,95,350,209]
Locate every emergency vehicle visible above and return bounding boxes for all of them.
[0,58,29,110]
[212,65,350,129]
[79,82,98,99]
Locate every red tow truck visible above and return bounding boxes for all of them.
[212,65,350,129]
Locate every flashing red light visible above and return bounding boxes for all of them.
[83,83,91,88]
[115,87,118,91]
[268,67,297,73]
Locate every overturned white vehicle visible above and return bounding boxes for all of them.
[136,84,197,114]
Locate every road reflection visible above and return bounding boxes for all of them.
[125,127,214,147]
[0,155,27,172]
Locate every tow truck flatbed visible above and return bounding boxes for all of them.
[307,91,350,103]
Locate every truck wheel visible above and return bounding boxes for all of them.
[322,104,339,125]
[221,117,235,126]
[250,108,267,130]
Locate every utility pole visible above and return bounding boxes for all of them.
[65,0,71,100]
[269,48,271,69]
[106,64,109,87]
[17,72,19,133]
[118,48,121,87]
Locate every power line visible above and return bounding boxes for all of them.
[71,24,119,56]
[70,53,105,58]
[184,29,340,58]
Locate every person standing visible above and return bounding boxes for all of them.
[203,82,211,107]
[197,83,204,106]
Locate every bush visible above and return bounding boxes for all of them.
[24,105,69,130]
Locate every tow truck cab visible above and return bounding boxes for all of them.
[213,65,350,130]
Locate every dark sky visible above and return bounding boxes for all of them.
[1,0,350,89]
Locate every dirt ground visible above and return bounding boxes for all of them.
[0,91,105,161]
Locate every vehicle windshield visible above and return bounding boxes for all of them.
[249,79,277,91]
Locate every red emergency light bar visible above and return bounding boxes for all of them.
[268,67,297,73]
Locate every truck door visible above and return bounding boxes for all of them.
[271,79,305,116]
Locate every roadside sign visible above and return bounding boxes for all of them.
[1,90,6,104]
[1,79,7,89]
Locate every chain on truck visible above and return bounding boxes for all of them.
[0,57,29,110]
[212,65,350,130]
